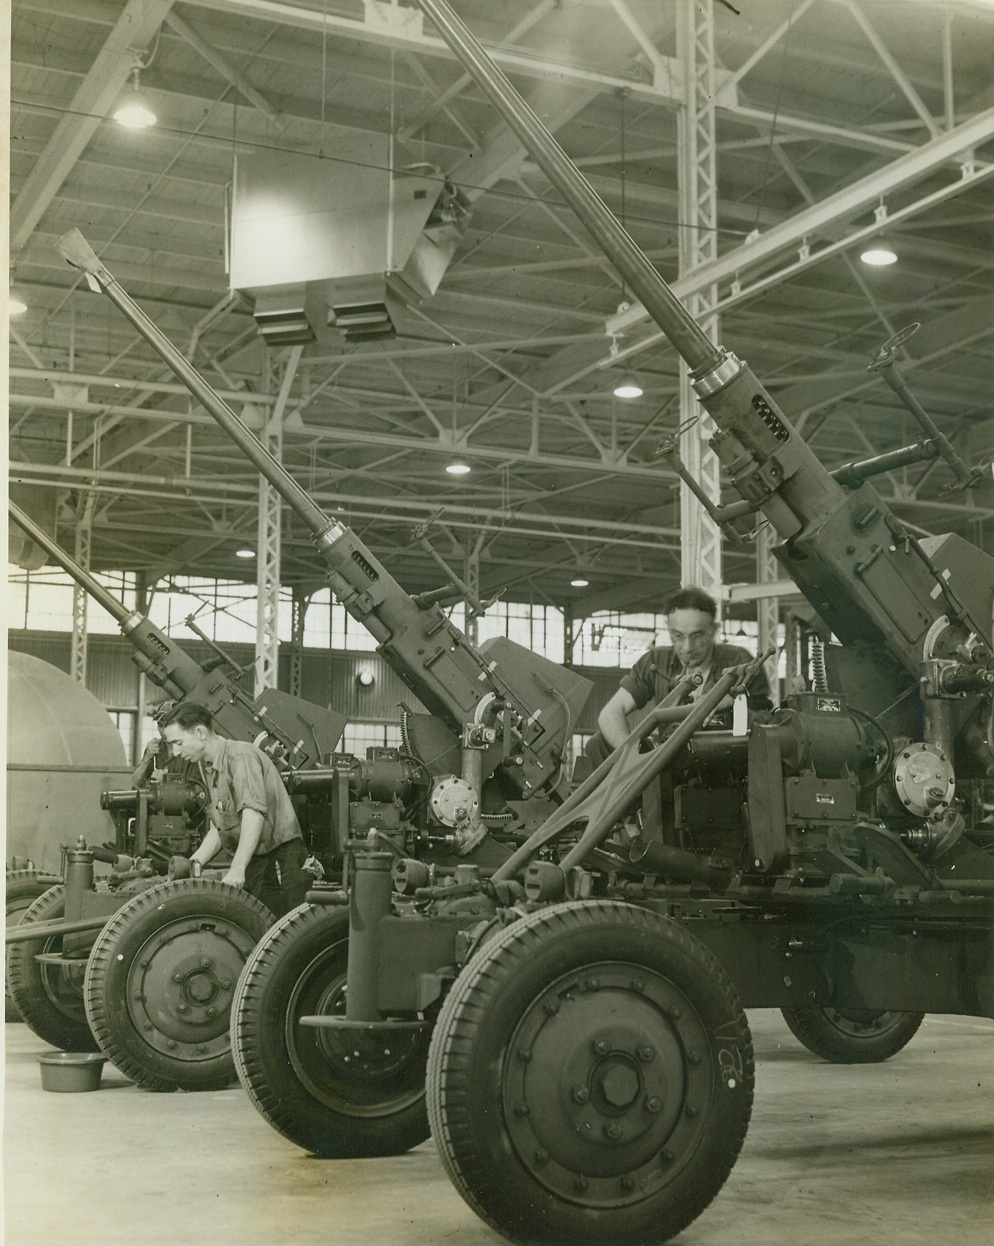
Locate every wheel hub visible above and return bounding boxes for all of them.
[503,962,714,1208]
[286,949,428,1117]
[126,919,255,1061]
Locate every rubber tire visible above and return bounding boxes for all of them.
[6,870,54,1021]
[781,1006,925,1063]
[7,884,102,1051]
[426,899,754,1246]
[84,879,273,1091]
[232,903,431,1157]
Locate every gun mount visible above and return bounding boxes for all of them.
[6,507,348,1086]
[55,1,993,1237]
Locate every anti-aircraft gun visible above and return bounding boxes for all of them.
[6,502,347,1087]
[58,1,993,1234]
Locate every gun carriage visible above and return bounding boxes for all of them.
[54,0,993,1237]
[6,505,347,1087]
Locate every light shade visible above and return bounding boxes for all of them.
[446,461,471,475]
[9,289,28,316]
[356,669,375,687]
[570,577,589,588]
[235,548,255,559]
[612,371,643,399]
[113,69,157,129]
[860,240,897,266]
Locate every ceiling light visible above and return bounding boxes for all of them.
[8,289,28,316]
[235,548,255,559]
[612,371,643,399]
[446,461,471,475]
[113,67,157,129]
[860,240,897,266]
[570,577,589,588]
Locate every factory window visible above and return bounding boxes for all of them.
[342,721,402,756]
[7,568,137,633]
[573,611,760,667]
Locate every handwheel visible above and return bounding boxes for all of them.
[84,879,273,1091]
[6,869,54,1021]
[232,904,431,1156]
[7,884,102,1051]
[426,899,754,1246]
[781,1006,925,1063]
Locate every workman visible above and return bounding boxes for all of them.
[585,586,775,768]
[160,702,309,917]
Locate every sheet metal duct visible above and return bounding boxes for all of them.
[229,139,468,345]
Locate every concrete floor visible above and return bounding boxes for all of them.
[4,1010,993,1246]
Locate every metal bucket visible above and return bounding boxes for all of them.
[38,1051,107,1093]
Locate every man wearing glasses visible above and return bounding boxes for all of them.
[588,586,775,766]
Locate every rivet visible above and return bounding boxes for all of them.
[220,978,232,990]
[200,957,212,968]
[167,1040,177,1050]
[637,1044,654,1062]
[518,1048,532,1062]
[574,1177,589,1193]
[604,1122,623,1140]
[620,1176,635,1192]
[585,977,600,990]
[645,1095,662,1114]
[632,979,646,992]
[572,1086,589,1104]
[514,1103,530,1117]
[593,1039,609,1055]
[173,972,183,982]
[206,1007,217,1018]
[533,1148,548,1164]
[143,1022,153,1032]
[685,1104,699,1118]
[669,1005,682,1020]
[661,1149,675,1163]
[544,999,560,1015]
[177,1003,189,1014]
[688,1050,701,1065]
[196,1046,207,1054]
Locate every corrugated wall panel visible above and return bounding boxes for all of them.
[9,631,622,729]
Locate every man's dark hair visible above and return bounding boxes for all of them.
[663,586,718,619]
[160,702,214,731]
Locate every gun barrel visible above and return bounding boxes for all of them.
[10,501,131,626]
[56,229,332,542]
[411,0,718,376]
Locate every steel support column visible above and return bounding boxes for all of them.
[254,346,302,697]
[70,494,95,684]
[676,0,722,601]
[289,586,309,699]
[463,550,481,648]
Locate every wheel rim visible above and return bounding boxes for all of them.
[125,913,257,1061]
[502,960,715,1209]
[284,941,428,1119]
[821,1008,906,1038]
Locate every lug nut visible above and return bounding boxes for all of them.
[200,957,213,968]
[173,972,183,982]
[177,1003,189,1014]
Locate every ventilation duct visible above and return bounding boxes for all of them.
[229,140,468,346]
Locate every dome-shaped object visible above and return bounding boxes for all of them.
[7,653,130,870]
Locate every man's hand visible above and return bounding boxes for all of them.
[222,866,246,890]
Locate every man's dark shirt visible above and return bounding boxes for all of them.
[620,642,775,712]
